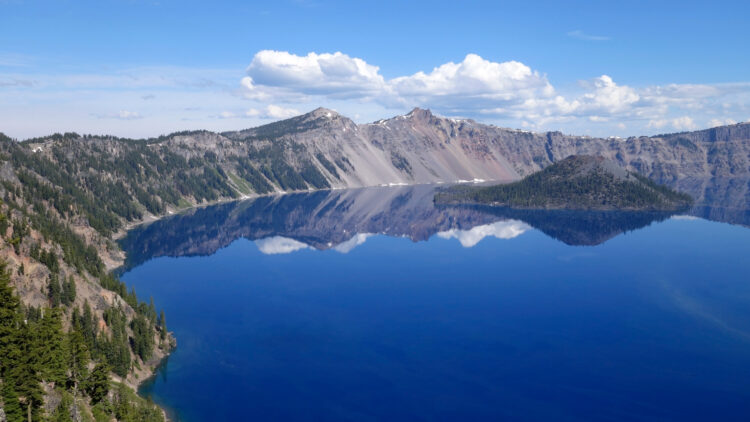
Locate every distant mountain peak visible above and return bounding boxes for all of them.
[406,107,434,120]
[306,107,341,120]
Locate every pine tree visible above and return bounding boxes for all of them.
[66,328,89,394]
[51,392,74,422]
[148,296,157,324]
[85,362,109,404]
[1,380,24,422]
[81,300,96,352]
[0,262,20,374]
[47,274,61,307]
[130,315,154,361]
[35,307,67,385]
[158,310,166,341]
[61,275,76,306]
[6,321,43,422]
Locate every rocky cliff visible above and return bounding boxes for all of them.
[13,108,748,216]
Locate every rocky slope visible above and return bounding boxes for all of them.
[7,109,748,220]
[224,107,750,185]
[0,147,174,420]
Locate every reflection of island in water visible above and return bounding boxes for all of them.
[118,178,750,270]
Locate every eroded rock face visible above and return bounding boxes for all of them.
[225,108,750,187]
[12,108,750,200]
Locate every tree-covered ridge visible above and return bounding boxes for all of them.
[0,125,339,240]
[0,263,165,422]
[435,155,693,211]
[0,153,173,420]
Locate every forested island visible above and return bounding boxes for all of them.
[434,155,693,211]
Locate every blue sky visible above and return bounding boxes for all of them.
[1,0,749,138]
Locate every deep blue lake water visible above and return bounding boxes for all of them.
[120,186,750,421]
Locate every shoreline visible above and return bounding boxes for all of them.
[111,179,508,243]
[111,179,506,418]
[136,354,181,422]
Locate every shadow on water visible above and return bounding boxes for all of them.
[114,179,750,270]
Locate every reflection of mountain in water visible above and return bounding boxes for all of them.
[456,206,676,246]
[668,178,750,227]
[119,182,731,270]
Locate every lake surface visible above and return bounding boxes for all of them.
[121,184,750,421]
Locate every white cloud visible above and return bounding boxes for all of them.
[217,105,301,120]
[242,50,386,101]
[647,116,696,131]
[672,116,697,130]
[3,52,749,139]
[255,236,311,254]
[241,51,554,111]
[217,111,237,119]
[436,220,530,248]
[579,75,640,114]
[389,53,554,106]
[246,104,300,119]
[93,110,143,120]
[567,30,610,41]
[235,51,750,136]
[708,118,737,127]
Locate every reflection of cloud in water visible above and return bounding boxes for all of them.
[436,220,530,248]
[255,236,311,255]
[671,215,700,221]
[333,233,373,253]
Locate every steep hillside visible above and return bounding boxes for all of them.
[2,109,747,224]
[0,143,174,420]
[435,155,694,211]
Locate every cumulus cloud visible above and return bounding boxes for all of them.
[580,75,640,114]
[241,50,386,101]
[237,51,750,134]
[246,104,300,119]
[708,117,737,127]
[217,104,301,120]
[241,51,554,111]
[390,53,554,107]
[648,116,696,130]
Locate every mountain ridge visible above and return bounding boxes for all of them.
[3,108,749,222]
